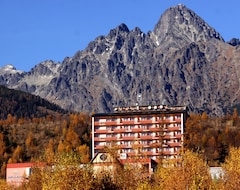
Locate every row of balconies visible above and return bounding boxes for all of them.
[94,118,182,126]
[94,142,182,150]
[94,147,180,157]
[94,134,182,142]
[94,126,181,134]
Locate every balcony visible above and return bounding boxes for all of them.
[141,151,154,156]
[168,142,182,147]
[174,118,181,123]
[118,144,127,149]
[113,128,126,133]
[152,136,160,140]
[156,119,171,124]
[149,127,161,132]
[105,137,117,141]
[175,134,182,139]
[167,127,181,131]
[149,142,168,148]
[104,121,118,126]
[94,137,106,142]
[149,143,161,147]
[133,144,144,148]
[121,136,135,141]
[95,129,109,134]
[131,128,144,132]
[121,120,135,125]
[95,145,105,149]
[94,121,105,126]
[140,135,153,140]
[162,150,172,155]
[138,120,153,124]
[163,135,172,139]
[151,152,162,156]
[127,152,136,156]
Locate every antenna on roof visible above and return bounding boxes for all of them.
[137,93,142,105]
[162,99,166,105]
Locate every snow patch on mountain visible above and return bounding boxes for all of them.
[0,64,23,75]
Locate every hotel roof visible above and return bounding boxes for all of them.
[92,105,188,117]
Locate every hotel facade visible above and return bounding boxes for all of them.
[92,104,188,161]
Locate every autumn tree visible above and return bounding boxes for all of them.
[218,147,240,189]
[25,132,33,150]
[11,145,23,163]
[57,140,65,153]
[232,108,239,125]
[77,144,90,164]
[0,133,6,163]
[152,150,213,190]
[44,139,55,164]
[26,151,94,190]
[64,127,81,152]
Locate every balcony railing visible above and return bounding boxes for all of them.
[94,137,106,142]
[138,120,153,124]
[94,121,105,126]
[95,129,109,134]
[168,142,182,147]
[95,145,105,149]
[121,120,135,125]
[131,128,144,132]
[175,134,182,139]
[167,127,181,131]
[140,135,153,140]
[163,135,172,139]
[105,137,117,141]
[113,128,126,133]
[122,136,135,141]
[149,128,161,132]
[105,121,117,125]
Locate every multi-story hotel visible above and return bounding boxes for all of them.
[92,104,188,162]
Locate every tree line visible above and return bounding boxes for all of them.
[0,107,240,188]
[1,147,240,189]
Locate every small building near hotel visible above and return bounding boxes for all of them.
[6,162,34,186]
[6,162,45,187]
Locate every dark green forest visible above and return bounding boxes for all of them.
[0,85,67,119]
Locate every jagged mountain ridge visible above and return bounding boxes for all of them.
[1,4,240,115]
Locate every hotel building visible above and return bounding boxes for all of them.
[92,104,188,161]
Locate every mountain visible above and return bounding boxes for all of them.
[1,4,240,115]
[0,85,67,119]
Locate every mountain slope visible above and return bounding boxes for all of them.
[1,4,240,115]
[0,85,67,119]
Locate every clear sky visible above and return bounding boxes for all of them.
[1,0,239,72]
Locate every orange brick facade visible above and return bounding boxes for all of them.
[92,105,188,161]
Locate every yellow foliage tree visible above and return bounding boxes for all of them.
[77,144,90,164]
[0,133,6,162]
[57,140,64,153]
[12,145,23,163]
[219,147,240,189]
[31,151,93,190]
[64,128,81,152]
[44,139,55,164]
[153,150,213,190]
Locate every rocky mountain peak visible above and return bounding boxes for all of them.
[153,4,224,49]
[0,64,23,75]
[108,23,130,38]
[29,60,60,76]
[1,4,240,116]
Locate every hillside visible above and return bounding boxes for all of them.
[0,85,67,119]
[1,4,240,115]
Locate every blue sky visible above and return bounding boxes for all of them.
[1,0,239,71]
